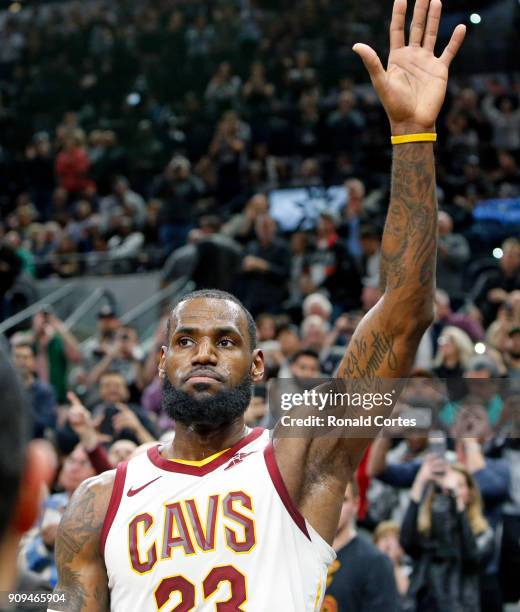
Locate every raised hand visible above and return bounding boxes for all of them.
[353,0,466,134]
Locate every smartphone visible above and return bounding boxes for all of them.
[428,430,447,476]
[98,404,120,435]
[40,304,54,320]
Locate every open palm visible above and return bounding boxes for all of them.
[354,0,466,132]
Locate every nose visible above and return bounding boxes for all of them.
[191,337,218,366]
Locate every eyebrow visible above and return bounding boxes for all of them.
[173,326,243,339]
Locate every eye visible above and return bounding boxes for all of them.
[218,338,234,348]
[178,337,194,347]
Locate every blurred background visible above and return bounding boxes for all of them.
[0,0,519,610]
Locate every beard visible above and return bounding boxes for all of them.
[161,373,253,428]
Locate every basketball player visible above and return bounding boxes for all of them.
[50,1,466,609]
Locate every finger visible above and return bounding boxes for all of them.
[389,0,407,50]
[440,24,466,67]
[352,44,386,90]
[409,0,430,46]
[67,391,83,407]
[423,0,441,52]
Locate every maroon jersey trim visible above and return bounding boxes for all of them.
[147,428,264,476]
[264,441,310,540]
[100,460,128,557]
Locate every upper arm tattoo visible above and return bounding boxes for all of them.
[53,477,110,611]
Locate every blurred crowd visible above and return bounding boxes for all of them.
[0,0,519,611]
[0,0,519,287]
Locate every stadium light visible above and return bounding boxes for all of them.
[493,247,503,259]
[475,342,486,355]
[126,93,141,106]
[470,13,482,24]
[9,2,22,12]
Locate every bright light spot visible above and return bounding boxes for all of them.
[126,93,141,106]
[493,248,503,259]
[475,342,486,355]
[9,2,22,13]
[470,13,482,24]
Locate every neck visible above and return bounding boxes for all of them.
[332,522,356,552]
[167,418,249,461]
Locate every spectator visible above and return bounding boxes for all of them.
[400,458,494,612]
[100,176,147,230]
[66,391,138,474]
[504,326,520,378]
[244,384,269,428]
[303,211,362,313]
[54,131,94,196]
[300,315,329,354]
[221,193,268,244]
[31,310,82,403]
[434,290,485,343]
[151,155,204,253]
[436,211,470,299]
[21,444,96,588]
[242,61,275,116]
[82,304,121,368]
[471,238,520,327]
[209,111,250,205]
[433,326,475,379]
[322,482,400,612]
[482,93,520,151]
[24,133,55,222]
[367,424,429,525]
[289,349,321,380]
[205,62,241,111]
[240,214,290,316]
[57,370,157,453]
[327,91,365,161]
[339,178,367,262]
[87,326,145,400]
[373,520,410,597]
[11,341,56,439]
[302,293,333,323]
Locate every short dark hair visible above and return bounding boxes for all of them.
[100,370,127,383]
[289,349,320,365]
[0,347,30,541]
[168,289,257,349]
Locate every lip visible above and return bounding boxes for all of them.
[186,375,222,384]
[184,370,223,384]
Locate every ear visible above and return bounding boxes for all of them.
[250,349,265,382]
[13,442,52,534]
[158,346,167,379]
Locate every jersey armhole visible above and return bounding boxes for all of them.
[99,461,128,557]
[263,441,310,540]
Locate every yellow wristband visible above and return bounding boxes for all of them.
[391,133,437,145]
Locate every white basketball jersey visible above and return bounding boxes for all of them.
[101,428,335,611]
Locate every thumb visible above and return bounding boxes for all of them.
[67,391,83,408]
[352,43,386,89]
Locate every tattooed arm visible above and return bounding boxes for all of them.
[272,0,466,544]
[50,471,115,611]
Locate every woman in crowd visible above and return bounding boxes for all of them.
[400,456,493,612]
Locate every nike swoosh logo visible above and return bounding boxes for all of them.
[127,476,162,497]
